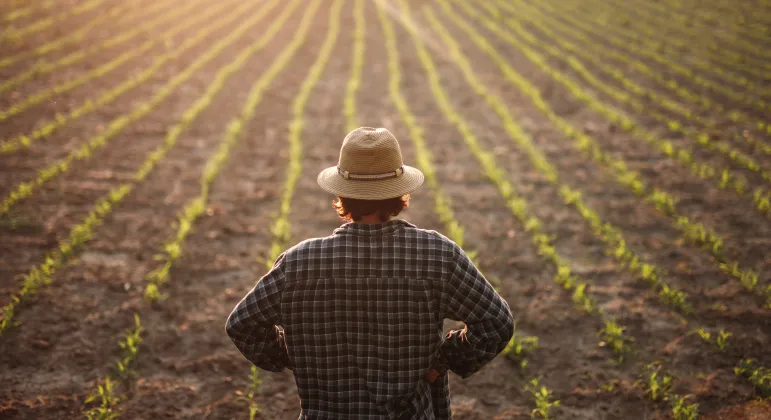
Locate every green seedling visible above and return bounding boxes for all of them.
[695,328,711,342]
[599,319,631,362]
[83,377,121,420]
[641,363,672,401]
[572,283,596,314]
[503,332,539,371]
[735,359,771,397]
[524,378,560,419]
[236,366,263,420]
[670,394,698,420]
[716,330,731,352]
[115,314,143,380]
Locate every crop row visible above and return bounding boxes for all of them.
[81,2,311,417]
[151,1,321,417]
[2,0,56,23]
[604,0,771,75]
[0,0,245,154]
[390,0,644,415]
[478,0,770,304]
[468,1,771,221]
[436,0,771,400]
[477,0,771,310]
[671,0,771,39]
[251,0,341,411]
[609,0,771,82]
[599,0,771,101]
[343,0,365,133]
[1,0,180,94]
[0,0,290,332]
[447,0,695,315]
[144,0,297,298]
[466,0,768,304]
[512,0,771,157]
[0,0,213,118]
[263,0,342,275]
[612,0,771,67]
[2,0,105,42]
[0,2,131,69]
[423,1,721,414]
[82,314,143,419]
[554,0,770,113]
[0,0,283,217]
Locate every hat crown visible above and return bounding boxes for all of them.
[338,127,403,175]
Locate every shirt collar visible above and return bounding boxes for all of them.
[333,219,415,236]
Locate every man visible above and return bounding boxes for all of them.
[226,127,514,419]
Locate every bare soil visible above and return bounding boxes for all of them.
[1,0,770,419]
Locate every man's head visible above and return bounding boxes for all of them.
[317,128,424,204]
[332,195,410,222]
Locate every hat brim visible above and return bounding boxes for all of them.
[317,165,424,200]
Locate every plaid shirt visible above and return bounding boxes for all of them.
[226,220,514,419]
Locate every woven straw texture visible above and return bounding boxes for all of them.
[317,127,424,199]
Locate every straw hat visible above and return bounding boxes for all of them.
[317,127,424,200]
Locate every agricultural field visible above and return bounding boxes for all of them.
[1,0,770,418]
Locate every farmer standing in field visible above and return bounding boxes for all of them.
[226,127,514,419]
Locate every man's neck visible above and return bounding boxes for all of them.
[355,214,391,224]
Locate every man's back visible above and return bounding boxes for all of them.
[227,220,514,419]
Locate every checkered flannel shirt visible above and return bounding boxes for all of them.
[226,219,514,419]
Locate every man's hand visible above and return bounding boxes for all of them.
[424,368,441,383]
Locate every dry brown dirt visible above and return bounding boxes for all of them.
[1,0,770,419]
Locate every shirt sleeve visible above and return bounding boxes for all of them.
[225,253,291,372]
[435,244,515,378]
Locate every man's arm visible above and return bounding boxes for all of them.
[225,253,291,372]
[434,244,515,378]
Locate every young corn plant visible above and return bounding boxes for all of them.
[83,377,121,420]
[694,328,731,352]
[83,314,143,419]
[524,378,560,419]
[640,363,672,401]
[598,319,631,363]
[503,332,539,371]
[236,366,263,420]
[571,283,596,314]
[695,328,711,343]
[670,394,699,420]
[638,363,699,415]
[735,359,771,397]
[715,330,731,352]
[115,314,143,380]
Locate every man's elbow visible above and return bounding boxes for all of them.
[497,310,515,348]
[224,311,240,341]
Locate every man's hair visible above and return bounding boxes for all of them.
[333,195,410,222]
